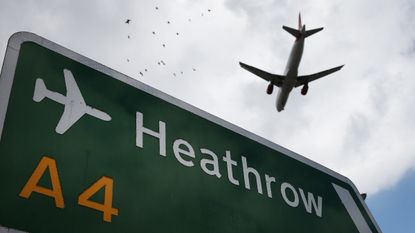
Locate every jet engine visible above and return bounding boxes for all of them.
[301,83,309,95]
[266,83,274,95]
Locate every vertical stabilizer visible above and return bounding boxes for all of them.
[283,13,324,38]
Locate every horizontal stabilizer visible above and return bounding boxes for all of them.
[295,65,344,87]
[33,78,47,102]
[282,26,301,38]
[304,27,324,38]
[239,62,284,87]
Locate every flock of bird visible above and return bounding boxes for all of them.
[124,6,212,78]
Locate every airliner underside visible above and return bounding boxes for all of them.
[240,14,344,112]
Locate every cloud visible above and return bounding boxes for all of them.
[223,0,415,194]
[1,0,415,195]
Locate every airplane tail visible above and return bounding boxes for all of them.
[33,78,47,102]
[283,13,324,39]
[303,27,324,38]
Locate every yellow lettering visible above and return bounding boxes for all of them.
[19,156,65,208]
[78,176,118,222]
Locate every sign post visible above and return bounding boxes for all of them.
[0,32,382,233]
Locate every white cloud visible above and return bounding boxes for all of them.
[1,0,415,195]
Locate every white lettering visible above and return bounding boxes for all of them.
[200,148,221,178]
[136,112,166,156]
[223,151,239,186]
[281,182,299,207]
[299,188,323,217]
[134,111,325,217]
[173,139,195,167]
[265,174,276,198]
[241,156,263,195]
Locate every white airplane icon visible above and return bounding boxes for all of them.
[33,69,111,134]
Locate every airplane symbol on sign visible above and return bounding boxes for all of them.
[33,69,111,134]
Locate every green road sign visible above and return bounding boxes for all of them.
[0,32,382,233]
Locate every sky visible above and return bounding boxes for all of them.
[0,0,414,232]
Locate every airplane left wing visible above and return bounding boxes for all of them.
[55,69,87,134]
[239,62,285,87]
[295,65,344,87]
[64,69,85,103]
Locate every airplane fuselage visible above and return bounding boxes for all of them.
[276,37,304,112]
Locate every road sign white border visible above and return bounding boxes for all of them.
[0,32,382,233]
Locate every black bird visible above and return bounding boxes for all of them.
[208,9,211,12]
[145,69,148,72]
[139,72,143,76]
[127,59,130,62]
[162,44,166,47]
[167,21,170,24]
[152,31,156,35]
[173,73,176,77]
[155,6,159,10]
[192,68,196,71]
[127,35,130,39]
[125,19,131,24]
[176,32,179,36]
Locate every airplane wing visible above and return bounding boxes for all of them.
[239,62,285,87]
[55,69,87,134]
[295,65,344,87]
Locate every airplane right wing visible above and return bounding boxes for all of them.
[239,62,285,87]
[56,101,86,134]
[295,65,344,87]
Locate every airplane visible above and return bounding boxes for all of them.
[239,14,344,112]
[33,69,111,134]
